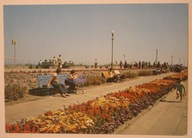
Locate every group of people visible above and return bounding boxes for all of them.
[52,55,63,68]
[47,68,78,98]
[107,68,125,83]
[48,67,125,97]
[106,68,187,102]
[46,65,186,100]
[38,54,63,69]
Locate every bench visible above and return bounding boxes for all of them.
[101,71,110,79]
[101,71,114,82]
[37,74,68,95]
[101,71,124,83]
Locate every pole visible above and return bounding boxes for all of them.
[179,58,181,65]
[156,49,158,64]
[12,40,16,65]
[111,30,114,69]
[14,44,16,65]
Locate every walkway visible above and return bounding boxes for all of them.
[114,80,188,135]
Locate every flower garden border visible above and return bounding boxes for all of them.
[5,71,188,134]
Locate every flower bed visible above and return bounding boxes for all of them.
[163,71,188,80]
[5,71,188,133]
[4,69,161,102]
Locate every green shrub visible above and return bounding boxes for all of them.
[5,84,27,102]
[137,70,153,76]
[84,75,106,86]
[123,71,138,78]
[29,64,33,69]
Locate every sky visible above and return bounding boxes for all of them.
[3,4,188,66]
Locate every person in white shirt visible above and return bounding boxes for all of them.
[52,56,57,65]
[57,55,62,68]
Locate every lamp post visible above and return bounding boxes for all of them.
[179,58,181,65]
[12,40,17,65]
[156,49,158,64]
[111,30,114,69]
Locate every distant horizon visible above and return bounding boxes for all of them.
[3,60,188,67]
[4,4,188,66]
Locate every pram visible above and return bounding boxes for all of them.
[65,76,86,94]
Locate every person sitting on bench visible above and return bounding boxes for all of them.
[107,68,124,83]
[113,68,125,83]
[47,68,69,97]
[65,70,78,92]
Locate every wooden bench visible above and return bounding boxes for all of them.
[101,71,124,83]
[101,71,110,79]
[101,71,114,82]
[37,74,68,95]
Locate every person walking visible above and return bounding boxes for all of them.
[176,80,186,102]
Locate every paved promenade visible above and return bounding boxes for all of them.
[114,80,188,135]
[4,72,189,136]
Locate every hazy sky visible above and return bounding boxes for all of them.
[4,4,188,65]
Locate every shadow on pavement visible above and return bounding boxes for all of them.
[29,88,59,96]
[160,99,181,103]
[29,88,77,97]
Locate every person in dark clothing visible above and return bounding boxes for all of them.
[106,68,124,83]
[65,70,78,92]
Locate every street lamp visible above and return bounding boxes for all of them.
[12,40,17,65]
[156,49,158,64]
[111,30,114,69]
[179,58,181,65]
